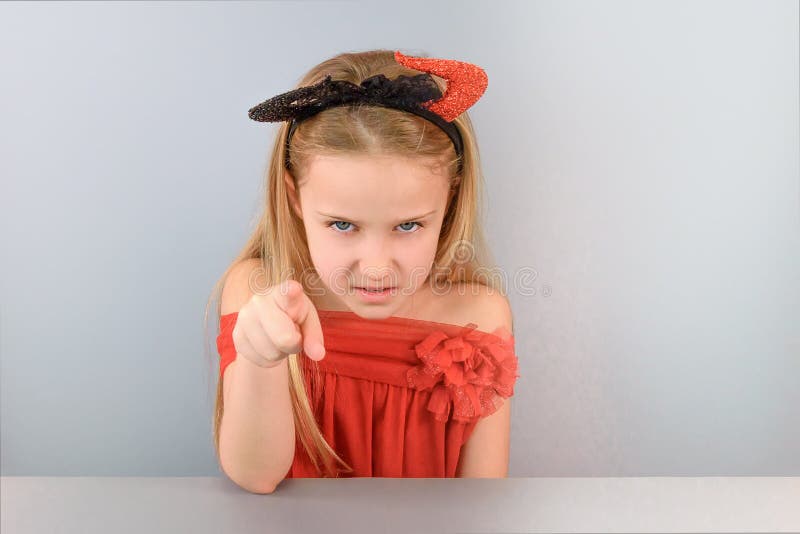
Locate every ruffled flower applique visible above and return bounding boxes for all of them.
[406,323,520,423]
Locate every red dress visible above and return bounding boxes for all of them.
[216,308,520,478]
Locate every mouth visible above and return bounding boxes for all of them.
[356,286,395,293]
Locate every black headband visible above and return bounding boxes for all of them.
[248,73,464,172]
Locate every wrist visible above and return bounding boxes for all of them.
[237,351,288,370]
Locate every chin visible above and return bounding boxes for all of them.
[348,298,397,316]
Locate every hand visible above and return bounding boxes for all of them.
[231,279,326,368]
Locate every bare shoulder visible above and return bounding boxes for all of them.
[220,258,266,315]
[437,281,514,336]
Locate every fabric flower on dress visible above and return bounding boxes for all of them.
[406,323,520,423]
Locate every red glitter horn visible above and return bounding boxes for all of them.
[394,51,488,122]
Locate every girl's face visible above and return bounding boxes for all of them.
[286,154,451,319]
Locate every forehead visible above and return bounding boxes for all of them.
[299,154,449,214]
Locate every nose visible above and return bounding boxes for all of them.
[359,266,395,287]
[357,237,397,286]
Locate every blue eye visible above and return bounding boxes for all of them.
[326,221,424,234]
[397,222,421,233]
[330,221,353,232]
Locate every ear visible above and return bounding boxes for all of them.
[283,170,303,220]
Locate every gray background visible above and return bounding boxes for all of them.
[1,0,798,477]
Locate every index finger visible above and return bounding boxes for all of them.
[272,280,326,361]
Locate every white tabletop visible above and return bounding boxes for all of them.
[2,476,798,533]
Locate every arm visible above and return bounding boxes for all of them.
[217,259,295,494]
[455,285,515,478]
[456,399,512,477]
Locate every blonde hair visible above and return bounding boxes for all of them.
[204,49,501,478]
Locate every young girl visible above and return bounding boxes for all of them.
[206,49,520,491]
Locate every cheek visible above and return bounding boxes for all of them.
[402,234,439,265]
[305,228,343,274]
[305,228,365,292]
[394,233,440,282]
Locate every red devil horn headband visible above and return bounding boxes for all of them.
[247,50,488,172]
[392,51,488,122]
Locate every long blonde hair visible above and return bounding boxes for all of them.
[204,49,501,477]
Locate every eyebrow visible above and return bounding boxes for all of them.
[316,209,438,224]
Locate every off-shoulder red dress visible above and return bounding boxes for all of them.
[216,308,520,478]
